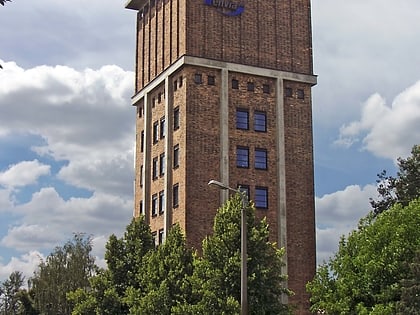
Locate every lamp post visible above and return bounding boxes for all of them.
[208,179,248,315]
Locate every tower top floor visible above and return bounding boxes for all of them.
[127,0,314,91]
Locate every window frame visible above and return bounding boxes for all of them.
[173,184,179,208]
[153,121,159,143]
[255,148,268,170]
[254,111,267,132]
[152,157,158,180]
[152,193,158,216]
[255,187,268,209]
[174,107,180,130]
[236,146,249,168]
[159,190,165,214]
[236,109,249,130]
[173,144,180,168]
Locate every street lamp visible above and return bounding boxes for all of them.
[208,179,248,315]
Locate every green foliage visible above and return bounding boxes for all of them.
[178,194,291,315]
[30,233,97,315]
[307,198,420,314]
[370,144,420,215]
[70,216,154,314]
[0,271,26,314]
[397,250,420,314]
[126,225,194,314]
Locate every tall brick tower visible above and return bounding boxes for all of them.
[125,0,316,313]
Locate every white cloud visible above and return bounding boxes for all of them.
[335,80,420,160]
[315,184,377,264]
[0,62,135,196]
[0,160,50,188]
[0,251,44,283]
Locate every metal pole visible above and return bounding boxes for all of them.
[208,180,248,314]
[240,193,248,315]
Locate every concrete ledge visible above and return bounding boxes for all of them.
[125,0,147,10]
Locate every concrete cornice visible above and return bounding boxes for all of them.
[131,55,318,105]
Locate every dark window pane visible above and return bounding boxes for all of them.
[173,184,179,208]
[232,79,239,89]
[174,107,180,130]
[159,153,165,176]
[173,144,179,168]
[255,149,267,170]
[160,117,165,139]
[255,187,268,209]
[159,190,165,214]
[236,147,249,168]
[247,82,254,91]
[208,75,215,85]
[236,109,249,130]
[153,121,159,143]
[254,111,267,132]
[152,157,158,179]
[152,194,158,216]
[194,73,202,84]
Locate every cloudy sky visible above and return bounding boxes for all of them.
[0,0,419,281]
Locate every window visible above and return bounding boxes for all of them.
[255,187,268,209]
[160,117,166,139]
[159,153,165,176]
[247,82,255,92]
[152,157,158,180]
[173,144,179,168]
[140,130,144,152]
[173,80,178,91]
[140,165,143,187]
[285,87,293,97]
[153,121,159,143]
[179,76,183,87]
[152,97,156,108]
[152,193,158,216]
[159,190,165,214]
[208,75,215,85]
[137,105,143,117]
[236,109,249,130]
[255,148,268,170]
[194,73,203,84]
[236,146,249,168]
[297,89,305,99]
[174,107,180,130]
[157,92,162,103]
[263,84,270,94]
[139,200,144,215]
[254,111,267,132]
[158,229,164,244]
[173,184,179,208]
[232,79,239,89]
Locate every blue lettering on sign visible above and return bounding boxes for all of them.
[204,0,245,16]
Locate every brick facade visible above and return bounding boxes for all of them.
[128,1,316,314]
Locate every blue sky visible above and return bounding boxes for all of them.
[1,0,420,281]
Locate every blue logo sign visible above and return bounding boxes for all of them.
[204,0,245,17]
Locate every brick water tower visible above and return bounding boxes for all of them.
[125,0,317,313]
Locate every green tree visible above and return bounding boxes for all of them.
[0,271,25,314]
[30,233,97,315]
[307,198,420,314]
[397,250,420,314]
[370,144,420,215]
[69,217,154,315]
[126,224,194,314]
[176,194,291,315]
